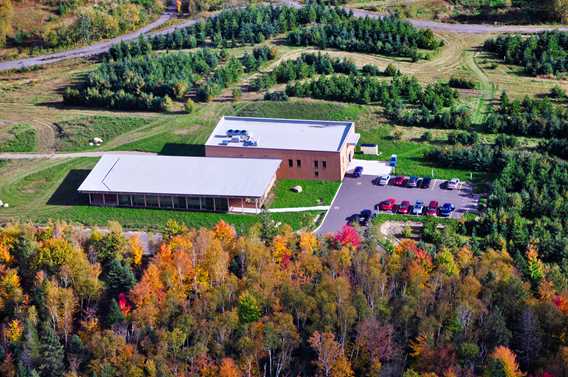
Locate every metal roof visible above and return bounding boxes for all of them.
[78,155,281,198]
[206,116,357,152]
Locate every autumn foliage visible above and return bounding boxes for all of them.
[0,221,566,377]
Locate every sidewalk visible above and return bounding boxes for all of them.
[229,206,330,214]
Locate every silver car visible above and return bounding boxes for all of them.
[446,178,460,190]
[378,174,391,186]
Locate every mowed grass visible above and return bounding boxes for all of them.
[270,179,341,208]
[0,124,37,152]
[0,157,322,231]
[54,116,153,152]
[232,100,365,121]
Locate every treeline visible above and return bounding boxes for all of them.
[0,219,566,377]
[107,3,351,58]
[484,31,568,75]
[64,46,275,110]
[481,92,568,139]
[287,14,442,60]
[251,53,391,91]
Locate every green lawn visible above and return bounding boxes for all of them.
[0,123,37,152]
[232,100,365,121]
[54,116,153,152]
[270,179,341,208]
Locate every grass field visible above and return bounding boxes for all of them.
[270,179,342,208]
[0,123,37,152]
[54,116,153,152]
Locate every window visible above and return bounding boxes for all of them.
[322,160,327,169]
[288,159,293,167]
[187,197,201,210]
[159,196,173,209]
[296,159,302,168]
[132,195,145,207]
[315,171,319,177]
[314,160,319,168]
[118,194,131,207]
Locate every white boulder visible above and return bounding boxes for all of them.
[291,185,303,193]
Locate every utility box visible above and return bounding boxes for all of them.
[360,143,378,155]
[390,154,398,167]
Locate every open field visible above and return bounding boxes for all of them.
[269,179,342,208]
[0,123,36,152]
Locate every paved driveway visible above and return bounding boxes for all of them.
[316,175,479,235]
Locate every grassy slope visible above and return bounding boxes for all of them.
[0,124,37,152]
[54,116,153,152]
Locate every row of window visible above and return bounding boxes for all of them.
[89,193,229,212]
[287,159,327,169]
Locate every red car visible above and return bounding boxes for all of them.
[378,197,396,211]
[426,200,439,216]
[392,176,407,186]
[398,200,411,214]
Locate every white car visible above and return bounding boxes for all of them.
[446,178,460,190]
[377,175,391,186]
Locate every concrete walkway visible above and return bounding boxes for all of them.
[230,206,330,214]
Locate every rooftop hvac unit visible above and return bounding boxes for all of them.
[220,140,230,145]
[230,136,240,143]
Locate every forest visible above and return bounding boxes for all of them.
[0,217,566,377]
[483,32,568,76]
[63,46,275,110]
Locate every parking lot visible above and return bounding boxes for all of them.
[316,174,480,235]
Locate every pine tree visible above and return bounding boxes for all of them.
[38,324,65,377]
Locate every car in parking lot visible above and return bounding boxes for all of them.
[412,201,424,215]
[376,175,391,186]
[407,176,418,188]
[426,200,439,216]
[353,166,364,178]
[446,178,460,190]
[421,177,432,189]
[392,176,406,186]
[398,200,411,214]
[439,202,455,217]
[359,209,374,226]
[378,197,396,211]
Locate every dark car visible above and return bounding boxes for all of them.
[398,200,411,214]
[421,177,432,189]
[348,213,361,224]
[392,176,406,186]
[359,209,374,226]
[378,197,396,211]
[426,200,439,216]
[352,166,364,178]
[439,203,455,217]
[407,176,418,188]
[416,178,423,188]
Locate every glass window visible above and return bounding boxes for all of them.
[202,197,214,211]
[214,198,228,212]
[322,161,327,169]
[146,195,159,208]
[296,159,302,168]
[91,194,104,205]
[288,159,293,167]
[159,196,173,209]
[104,194,118,205]
[118,194,131,206]
[314,160,319,168]
[187,197,201,210]
[173,196,186,209]
[315,171,319,177]
[132,195,145,207]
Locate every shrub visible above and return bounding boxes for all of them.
[184,99,196,114]
[421,131,433,142]
[448,77,476,89]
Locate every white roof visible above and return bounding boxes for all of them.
[206,116,356,152]
[78,154,281,198]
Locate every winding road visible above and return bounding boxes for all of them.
[1,0,568,72]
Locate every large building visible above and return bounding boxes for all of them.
[205,116,359,181]
[79,116,359,213]
[78,155,281,212]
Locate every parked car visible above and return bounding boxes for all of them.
[353,166,364,178]
[359,209,374,226]
[378,197,396,211]
[446,178,460,190]
[407,176,418,188]
[426,200,439,216]
[439,202,455,217]
[377,174,391,186]
[398,200,411,214]
[392,176,406,186]
[412,201,425,215]
[416,178,423,188]
[421,177,432,189]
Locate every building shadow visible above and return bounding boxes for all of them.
[48,169,91,206]
[159,143,205,157]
